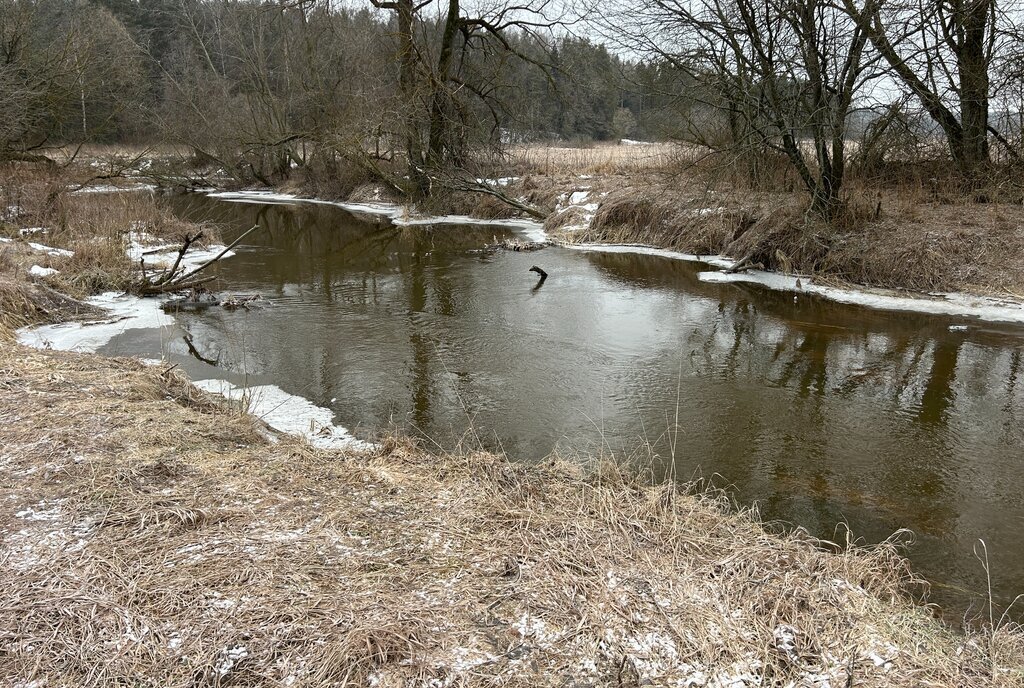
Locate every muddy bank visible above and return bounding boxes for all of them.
[2,343,1022,686]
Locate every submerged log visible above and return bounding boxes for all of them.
[161,293,220,312]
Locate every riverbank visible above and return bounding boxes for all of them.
[535,173,1024,298]
[261,143,1024,321]
[2,164,1023,684]
[2,341,1022,686]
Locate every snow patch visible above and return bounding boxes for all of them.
[700,269,1024,324]
[127,231,234,272]
[564,242,735,270]
[215,645,249,676]
[205,190,549,243]
[72,183,158,195]
[17,292,175,353]
[27,242,74,258]
[191,379,370,451]
[28,265,58,278]
[569,191,591,205]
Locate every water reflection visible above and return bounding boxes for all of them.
[103,194,1024,620]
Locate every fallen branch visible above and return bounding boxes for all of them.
[155,232,204,286]
[462,179,547,221]
[167,225,260,286]
[726,256,764,274]
[140,276,219,295]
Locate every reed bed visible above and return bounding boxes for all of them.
[1,344,1020,687]
[1,165,222,301]
[509,142,690,175]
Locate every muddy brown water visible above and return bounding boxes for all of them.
[102,194,1024,622]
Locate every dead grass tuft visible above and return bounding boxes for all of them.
[0,275,100,338]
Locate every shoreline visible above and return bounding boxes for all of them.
[2,183,1023,685]
[200,187,1024,327]
[2,342,1021,685]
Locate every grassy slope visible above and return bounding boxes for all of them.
[0,343,1021,686]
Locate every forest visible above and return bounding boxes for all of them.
[2,0,1022,215]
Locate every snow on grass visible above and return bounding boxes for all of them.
[18,227,46,236]
[127,231,234,272]
[549,189,603,233]
[214,645,250,677]
[27,242,74,258]
[28,265,59,278]
[191,378,370,450]
[5,502,93,573]
[72,183,158,195]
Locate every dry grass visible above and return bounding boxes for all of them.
[510,142,687,176]
[541,171,1024,295]
[1,343,1021,687]
[1,165,219,298]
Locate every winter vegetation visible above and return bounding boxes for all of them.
[3,0,1024,684]
[2,0,1024,285]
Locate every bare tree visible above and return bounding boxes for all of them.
[842,0,1023,179]
[601,0,874,216]
[0,0,146,162]
[368,0,564,200]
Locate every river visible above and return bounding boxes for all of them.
[97,192,1024,621]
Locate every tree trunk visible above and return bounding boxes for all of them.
[957,0,991,180]
[396,0,428,198]
[426,0,461,180]
[843,0,991,180]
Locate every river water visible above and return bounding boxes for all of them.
[100,193,1024,621]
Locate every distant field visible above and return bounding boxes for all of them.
[509,142,704,174]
